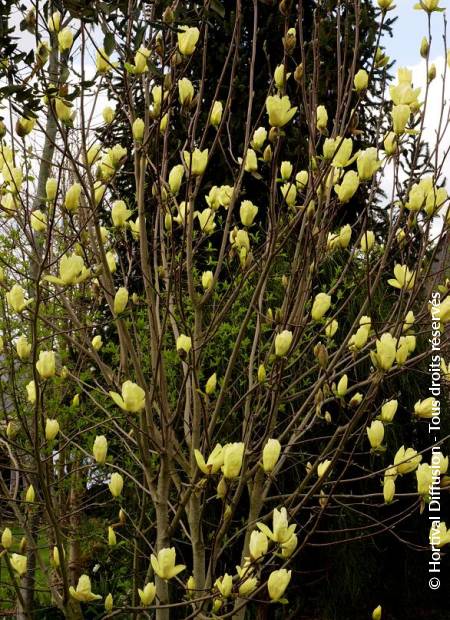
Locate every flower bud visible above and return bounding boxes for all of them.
[205,373,217,395]
[58,27,73,52]
[45,419,60,441]
[25,484,35,503]
[262,438,281,473]
[176,334,192,355]
[108,472,124,497]
[2,527,13,549]
[108,526,117,546]
[354,69,369,92]
[210,101,223,127]
[275,329,293,357]
[93,435,108,464]
[311,292,331,321]
[132,118,145,142]
[114,287,129,314]
[105,593,113,612]
[36,350,56,379]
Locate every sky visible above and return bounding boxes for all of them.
[382,0,449,67]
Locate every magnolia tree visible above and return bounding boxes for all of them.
[0,0,449,618]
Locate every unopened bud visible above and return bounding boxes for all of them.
[294,63,304,82]
[420,37,429,58]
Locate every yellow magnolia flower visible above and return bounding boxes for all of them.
[360,230,375,252]
[316,105,328,131]
[257,507,296,544]
[334,170,359,203]
[48,10,61,32]
[429,522,450,548]
[413,397,434,419]
[109,380,146,413]
[176,334,192,355]
[251,126,267,150]
[372,604,383,620]
[370,333,396,371]
[394,445,422,475]
[108,472,124,497]
[240,200,258,227]
[262,438,282,473]
[194,444,224,475]
[16,116,37,137]
[45,419,60,441]
[205,372,217,395]
[384,131,397,155]
[46,177,58,201]
[198,208,216,234]
[2,527,12,549]
[380,399,398,423]
[317,459,332,478]
[102,105,115,124]
[178,78,194,106]
[58,27,73,52]
[63,183,81,211]
[25,484,35,502]
[93,435,108,464]
[281,532,298,558]
[275,330,293,356]
[30,210,47,232]
[177,26,200,55]
[416,463,433,498]
[168,164,184,194]
[357,148,380,181]
[336,374,348,397]
[243,148,258,173]
[26,380,36,403]
[201,270,214,290]
[383,474,396,504]
[45,254,89,286]
[36,351,56,379]
[10,553,27,576]
[112,200,132,227]
[388,264,417,291]
[150,547,186,580]
[267,569,292,602]
[108,526,116,546]
[92,335,103,351]
[222,442,245,479]
[16,335,31,360]
[280,182,297,206]
[134,46,150,73]
[311,292,331,321]
[210,101,223,127]
[249,530,268,560]
[138,582,156,605]
[405,183,425,211]
[215,573,233,598]
[366,420,385,450]
[105,593,113,612]
[114,287,129,314]
[325,319,338,338]
[69,575,102,602]
[236,563,258,596]
[392,104,411,134]
[183,148,208,175]
[96,47,112,73]
[265,95,297,127]
[132,118,145,142]
[414,0,444,13]
[6,284,32,313]
[354,69,368,92]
